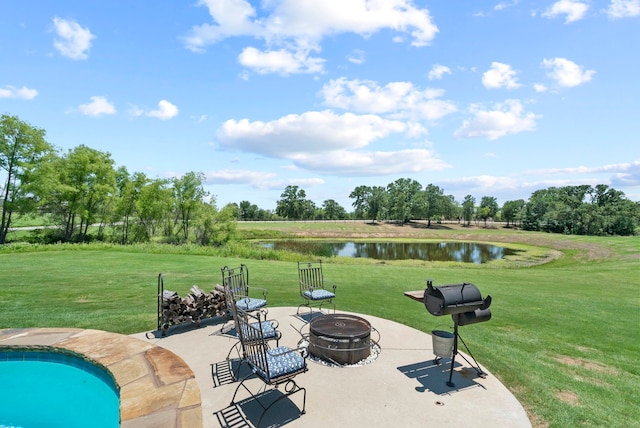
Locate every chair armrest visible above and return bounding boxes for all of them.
[256,308,269,317]
[299,281,315,293]
[269,346,309,359]
[324,279,337,293]
[267,319,280,329]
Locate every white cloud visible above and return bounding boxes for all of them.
[181,0,262,52]
[217,110,411,157]
[147,100,179,120]
[607,0,640,18]
[454,99,539,140]
[238,46,325,75]
[0,85,38,99]
[127,104,145,117]
[533,83,548,93]
[347,49,366,64]
[321,77,456,121]
[610,161,640,186]
[255,177,325,190]
[440,175,518,192]
[290,148,450,176]
[439,161,640,203]
[205,169,277,184]
[215,109,450,176]
[128,101,180,120]
[528,160,640,176]
[542,0,589,23]
[428,64,451,80]
[52,17,95,60]
[78,96,116,117]
[542,57,595,87]
[495,1,519,11]
[184,0,438,74]
[482,62,521,89]
[526,160,640,189]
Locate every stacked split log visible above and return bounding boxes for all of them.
[160,285,226,333]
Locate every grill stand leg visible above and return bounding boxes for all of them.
[446,320,487,387]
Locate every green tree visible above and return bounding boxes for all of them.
[479,196,499,225]
[501,199,525,227]
[589,185,637,235]
[256,208,273,221]
[322,199,346,220]
[171,171,209,242]
[386,178,422,222]
[522,188,553,231]
[113,168,149,243]
[522,184,638,236]
[368,186,387,222]
[0,114,54,244]
[556,185,591,234]
[441,194,460,222]
[276,185,308,219]
[194,200,237,245]
[42,145,116,242]
[349,185,387,223]
[349,185,370,219]
[462,195,475,226]
[135,177,172,241]
[422,184,445,226]
[301,199,318,220]
[239,200,259,220]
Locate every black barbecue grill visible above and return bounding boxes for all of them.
[422,279,492,387]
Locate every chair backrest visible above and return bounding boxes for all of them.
[222,265,249,300]
[298,260,324,292]
[223,283,239,321]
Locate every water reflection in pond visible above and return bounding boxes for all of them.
[263,241,518,264]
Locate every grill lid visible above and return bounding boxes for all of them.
[423,280,492,316]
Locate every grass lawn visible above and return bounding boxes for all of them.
[1,221,638,427]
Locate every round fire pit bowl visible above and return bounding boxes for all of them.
[309,314,372,365]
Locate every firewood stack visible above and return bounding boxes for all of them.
[159,285,226,334]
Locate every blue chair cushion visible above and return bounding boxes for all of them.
[236,297,267,311]
[241,321,278,340]
[253,346,305,381]
[303,289,335,300]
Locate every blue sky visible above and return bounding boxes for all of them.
[1,0,639,211]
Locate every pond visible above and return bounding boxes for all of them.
[262,241,519,264]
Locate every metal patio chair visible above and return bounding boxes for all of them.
[222,284,281,365]
[221,264,268,315]
[297,260,337,316]
[230,305,308,427]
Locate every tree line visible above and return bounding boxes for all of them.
[2,114,638,245]
[257,181,637,236]
[0,114,234,245]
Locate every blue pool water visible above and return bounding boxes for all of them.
[0,349,119,428]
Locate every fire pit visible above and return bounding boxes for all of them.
[308,314,371,365]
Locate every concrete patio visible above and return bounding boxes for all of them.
[132,306,531,428]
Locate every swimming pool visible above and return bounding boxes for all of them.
[0,348,120,428]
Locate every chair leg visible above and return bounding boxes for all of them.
[296,302,304,315]
[230,372,256,406]
[232,358,247,381]
[296,301,310,316]
[257,381,306,428]
[320,300,335,314]
[225,341,241,361]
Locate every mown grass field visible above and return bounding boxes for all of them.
[1,221,638,427]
